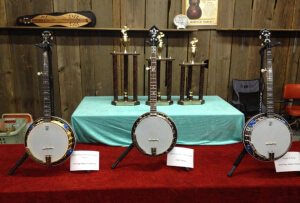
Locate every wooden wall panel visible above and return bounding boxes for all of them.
[233,0,252,28]
[271,0,295,29]
[228,31,252,101]
[126,0,146,96]
[285,33,300,84]
[0,0,300,118]
[0,31,16,114]
[251,0,275,28]
[207,31,232,100]
[271,32,290,112]
[218,0,235,28]
[167,33,188,96]
[146,0,168,29]
[292,0,300,29]
[0,0,7,26]
[54,1,82,121]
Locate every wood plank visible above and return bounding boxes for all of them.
[0,0,7,26]
[292,0,300,29]
[0,31,16,114]
[77,1,96,96]
[126,0,146,96]
[228,31,252,101]
[251,0,275,28]
[233,0,252,28]
[54,0,82,121]
[207,31,232,100]
[270,32,290,112]
[217,0,235,29]
[113,0,122,93]
[167,32,189,96]
[91,0,114,96]
[271,0,295,29]
[168,0,181,29]
[284,32,299,84]
[145,0,168,29]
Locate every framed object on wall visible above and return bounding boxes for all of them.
[182,0,218,26]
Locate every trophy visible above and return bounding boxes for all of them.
[189,38,198,64]
[157,32,165,59]
[121,26,130,53]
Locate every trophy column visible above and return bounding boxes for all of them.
[111,52,140,106]
[146,58,174,105]
[178,61,209,105]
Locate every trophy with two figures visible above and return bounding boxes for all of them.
[111,26,140,106]
[178,37,209,105]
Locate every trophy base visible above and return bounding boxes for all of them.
[177,99,205,105]
[146,99,173,106]
[112,99,140,106]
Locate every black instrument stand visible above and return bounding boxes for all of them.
[8,36,54,176]
[111,143,190,172]
[227,40,282,177]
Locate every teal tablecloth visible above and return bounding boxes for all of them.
[71,96,244,146]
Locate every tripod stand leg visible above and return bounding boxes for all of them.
[227,148,247,177]
[111,143,134,169]
[184,167,190,172]
[8,153,29,176]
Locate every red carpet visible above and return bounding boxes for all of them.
[0,142,299,202]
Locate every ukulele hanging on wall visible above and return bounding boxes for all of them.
[187,0,202,19]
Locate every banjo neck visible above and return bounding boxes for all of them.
[266,47,274,118]
[148,25,159,116]
[37,31,52,122]
[150,46,157,115]
[42,50,52,122]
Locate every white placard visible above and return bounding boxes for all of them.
[70,151,99,171]
[167,147,194,168]
[274,152,300,172]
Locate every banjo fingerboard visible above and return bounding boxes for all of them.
[42,51,52,121]
[266,48,274,118]
[150,46,157,115]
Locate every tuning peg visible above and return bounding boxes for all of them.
[261,43,264,46]
[259,35,261,39]
[37,72,43,76]
[261,68,267,73]
[146,67,150,70]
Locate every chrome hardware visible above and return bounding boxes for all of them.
[37,72,43,76]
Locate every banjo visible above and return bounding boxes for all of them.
[25,31,76,166]
[242,29,292,161]
[131,26,177,157]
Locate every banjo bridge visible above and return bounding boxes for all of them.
[148,139,159,142]
[265,142,277,145]
[42,147,54,150]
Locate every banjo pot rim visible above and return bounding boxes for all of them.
[131,112,177,157]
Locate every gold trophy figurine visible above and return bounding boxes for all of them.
[190,38,198,64]
[157,32,165,59]
[121,26,130,53]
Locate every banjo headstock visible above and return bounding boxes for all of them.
[148,25,159,46]
[38,31,53,50]
[259,29,271,46]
